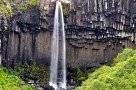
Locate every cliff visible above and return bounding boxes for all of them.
[1,0,136,69]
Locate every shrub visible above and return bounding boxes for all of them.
[76,68,88,85]
[17,65,49,84]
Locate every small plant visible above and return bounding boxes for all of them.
[62,3,71,16]
[76,68,88,85]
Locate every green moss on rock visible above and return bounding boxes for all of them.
[62,3,71,16]
[17,64,49,84]
[0,0,12,16]
[15,0,39,11]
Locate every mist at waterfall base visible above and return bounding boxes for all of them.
[49,1,67,90]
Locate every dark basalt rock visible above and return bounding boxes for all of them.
[1,0,136,69]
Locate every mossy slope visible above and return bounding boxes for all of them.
[75,48,136,90]
[0,67,35,90]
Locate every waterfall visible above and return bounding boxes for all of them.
[88,0,90,12]
[94,0,97,12]
[49,1,67,90]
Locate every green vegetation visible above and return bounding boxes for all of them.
[75,48,136,90]
[0,0,71,17]
[15,0,39,11]
[114,48,136,64]
[62,3,71,16]
[0,0,12,16]
[0,0,40,16]
[76,68,88,85]
[17,64,49,84]
[0,67,35,90]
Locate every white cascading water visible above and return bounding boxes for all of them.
[88,0,90,12]
[49,1,66,90]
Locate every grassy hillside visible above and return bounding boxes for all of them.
[75,48,136,90]
[0,67,35,90]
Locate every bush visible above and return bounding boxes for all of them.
[17,65,49,84]
[75,48,136,90]
[0,67,35,90]
[76,68,88,85]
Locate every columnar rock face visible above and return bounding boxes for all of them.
[1,0,136,68]
[66,0,136,68]
[2,7,52,67]
[0,15,8,66]
[0,16,2,65]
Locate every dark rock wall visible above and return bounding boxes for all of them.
[0,15,9,66]
[2,7,52,67]
[65,0,136,68]
[1,0,136,68]
[66,38,136,68]
[34,31,51,66]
